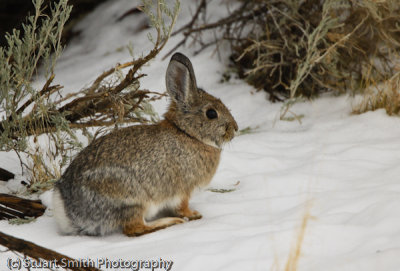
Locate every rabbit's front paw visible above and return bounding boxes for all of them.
[183,210,202,221]
[176,199,203,221]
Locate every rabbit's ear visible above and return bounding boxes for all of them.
[166,53,198,106]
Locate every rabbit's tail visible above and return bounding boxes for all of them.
[53,187,111,236]
[52,187,77,235]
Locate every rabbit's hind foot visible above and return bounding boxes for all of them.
[123,217,185,237]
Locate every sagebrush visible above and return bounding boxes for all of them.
[0,0,180,192]
[170,0,400,104]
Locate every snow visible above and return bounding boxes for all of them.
[1,0,400,270]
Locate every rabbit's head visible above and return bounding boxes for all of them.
[164,53,238,149]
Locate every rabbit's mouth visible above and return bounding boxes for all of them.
[223,123,238,143]
[223,132,234,143]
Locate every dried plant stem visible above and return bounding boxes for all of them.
[284,205,312,271]
[0,231,100,271]
[0,194,45,220]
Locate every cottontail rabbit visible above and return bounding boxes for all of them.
[53,52,238,236]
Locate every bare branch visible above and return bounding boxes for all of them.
[0,231,100,271]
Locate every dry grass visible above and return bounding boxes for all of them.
[353,70,400,115]
[25,139,63,192]
[232,0,400,101]
[270,202,313,271]
[171,0,400,104]
[283,208,312,271]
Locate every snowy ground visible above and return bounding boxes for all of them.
[1,1,400,270]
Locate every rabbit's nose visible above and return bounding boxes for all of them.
[225,122,238,141]
[226,123,237,133]
[233,120,238,132]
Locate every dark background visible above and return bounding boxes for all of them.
[0,0,107,47]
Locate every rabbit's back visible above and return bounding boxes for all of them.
[60,120,220,196]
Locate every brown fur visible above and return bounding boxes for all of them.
[123,217,185,237]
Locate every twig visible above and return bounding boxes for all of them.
[0,194,46,220]
[15,74,58,116]
[163,1,264,59]
[172,0,206,36]
[0,232,101,271]
[163,39,186,60]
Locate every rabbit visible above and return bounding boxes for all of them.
[52,52,238,236]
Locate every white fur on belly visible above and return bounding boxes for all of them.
[144,196,182,221]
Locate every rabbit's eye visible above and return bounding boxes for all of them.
[206,109,218,119]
